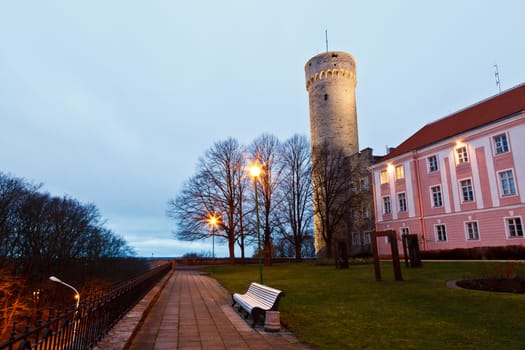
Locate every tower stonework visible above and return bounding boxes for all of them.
[305,51,359,157]
[305,51,359,259]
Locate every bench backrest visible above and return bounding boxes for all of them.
[246,282,284,310]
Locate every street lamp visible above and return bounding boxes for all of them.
[49,276,80,310]
[249,162,263,284]
[207,214,219,266]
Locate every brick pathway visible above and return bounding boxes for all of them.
[124,268,312,350]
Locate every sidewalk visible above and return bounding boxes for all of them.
[97,267,312,350]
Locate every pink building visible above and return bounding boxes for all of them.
[370,84,525,255]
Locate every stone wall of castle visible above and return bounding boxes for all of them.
[305,51,359,157]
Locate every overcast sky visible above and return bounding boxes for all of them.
[1,1,524,257]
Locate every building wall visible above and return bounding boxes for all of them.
[372,113,525,255]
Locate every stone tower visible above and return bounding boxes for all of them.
[305,51,359,258]
[305,51,358,157]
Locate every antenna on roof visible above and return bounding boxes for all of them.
[325,29,328,52]
[494,64,502,93]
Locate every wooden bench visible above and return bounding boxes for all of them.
[232,282,285,327]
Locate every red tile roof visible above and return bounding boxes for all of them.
[379,83,525,162]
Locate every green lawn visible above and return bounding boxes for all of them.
[210,261,525,350]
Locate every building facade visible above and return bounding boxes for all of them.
[371,84,525,255]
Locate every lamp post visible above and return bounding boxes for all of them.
[49,276,80,309]
[249,163,263,284]
[207,214,219,267]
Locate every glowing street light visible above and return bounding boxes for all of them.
[249,162,263,284]
[49,276,80,310]
[207,214,220,265]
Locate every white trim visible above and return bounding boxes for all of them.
[374,171,384,222]
[434,223,448,242]
[464,220,480,241]
[483,142,500,207]
[429,184,443,208]
[491,132,511,156]
[382,195,392,215]
[508,124,525,203]
[455,146,469,165]
[397,191,408,213]
[404,161,416,217]
[467,142,484,209]
[503,215,524,239]
[427,154,439,173]
[458,177,475,203]
[497,168,518,197]
[444,154,456,212]
[388,165,398,219]
[368,112,525,170]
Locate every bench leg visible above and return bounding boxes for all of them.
[251,310,264,328]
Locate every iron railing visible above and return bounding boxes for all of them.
[0,262,172,350]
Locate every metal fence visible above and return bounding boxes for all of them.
[0,262,172,350]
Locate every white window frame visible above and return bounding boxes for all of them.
[400,227,409,237]
[459,178,474,202]
[395,165,405,180]
[380,170,388,184]
[427,155,439,173]
[435,224,447,242]
[456,146,469,164]
[382,196,391,215]
[398,192,407,212]
[498,169,517,196]
[493,133,510,154]
[465,221,480,240]
[505,217,524,238]
[430,185,443,208]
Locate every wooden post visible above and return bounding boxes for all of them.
[371,232,381,281]
[371,230,403,282]
[390,233,403,281]
[402,234,409,268]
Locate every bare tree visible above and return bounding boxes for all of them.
[311,143,352,259]
[248,134,283,266]
[0,172,135,276]
[0,174,39,270]
[167,138,248,264]
[275,134,313,261]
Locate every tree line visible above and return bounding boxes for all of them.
[167,134,315,264]
[0,172,135,276]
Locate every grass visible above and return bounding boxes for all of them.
[209,261,525,350]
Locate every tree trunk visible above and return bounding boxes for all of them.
[295,241,303,262]
[263,239,272,266]
[228,240,235,265]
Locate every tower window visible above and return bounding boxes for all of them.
[324,94,328,101]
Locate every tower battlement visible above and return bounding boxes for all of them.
[305,68,356,90]
[305,51,357,90]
